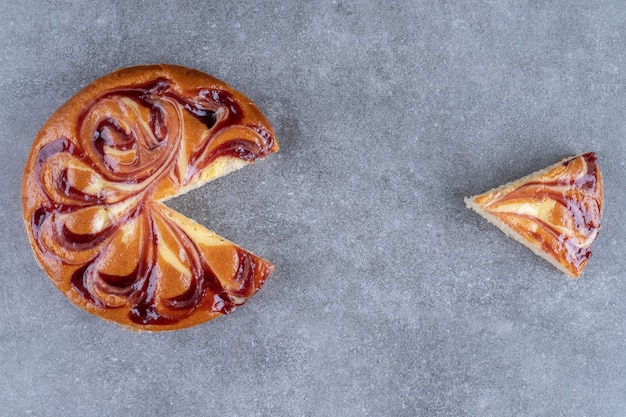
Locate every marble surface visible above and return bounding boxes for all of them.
[1,1,625,415]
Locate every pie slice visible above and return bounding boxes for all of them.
[465,153,603,278]
[21,64,279,331]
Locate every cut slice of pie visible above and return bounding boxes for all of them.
[465,153,603,278]
[22,64,278,331]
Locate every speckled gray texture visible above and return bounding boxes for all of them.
[1,1,625,416]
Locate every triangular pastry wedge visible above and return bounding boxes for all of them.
[22,65,278,330]
[465,153,603,278]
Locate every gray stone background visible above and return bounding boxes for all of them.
[1,0,625,416]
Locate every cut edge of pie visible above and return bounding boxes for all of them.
[465,152,603,278]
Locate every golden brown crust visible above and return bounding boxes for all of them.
[22,64,278,331]
[465,153,603,278]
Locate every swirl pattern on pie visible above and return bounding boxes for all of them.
[465,153,603,278]
[21,64,278,330]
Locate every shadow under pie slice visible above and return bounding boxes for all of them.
[465,152,603,278]
[21,64,278,331]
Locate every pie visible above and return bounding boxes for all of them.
[465,153,603,278]
[21,64,279,331]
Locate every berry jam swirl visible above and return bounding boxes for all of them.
[24,69,276,329]
[475,153,603,276]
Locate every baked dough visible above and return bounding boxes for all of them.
[21,64,278,330]
[465,153,603,278]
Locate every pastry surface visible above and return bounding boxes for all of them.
[22,64,278,330]
[465,153,603,278]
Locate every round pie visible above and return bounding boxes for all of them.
[21,64,278,331]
